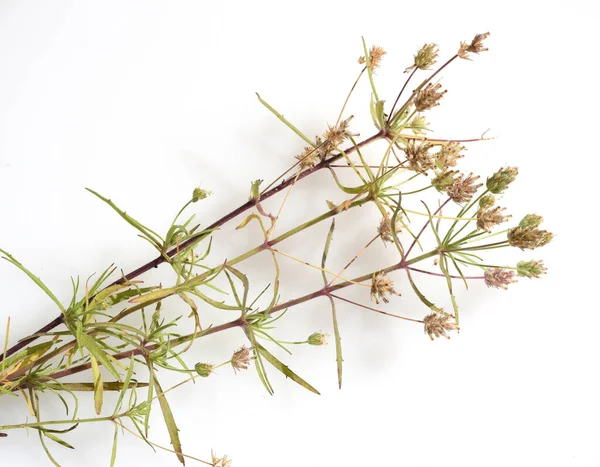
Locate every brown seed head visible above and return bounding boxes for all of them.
[404,140,434,173]
[508,226,553,250]
[424,311,459,340]
[405,43,439,72]
[458,32,491,59]
[359,45,386,71]
[477,206,511,232]
[212,452,232,467]
[231,345,253,374]
[414,83,447,112]
[377,213,403,243]
[446,172,482,204]
[295,145,320,170]
[370,271,398,304]
[435,141,465,170]
[484,268,517,290]
[323,116,355,148]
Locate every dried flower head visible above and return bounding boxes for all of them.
[458,32,491,59]
[192,187,211,202]
[486,166,518,194]
[446,172,482,204]
[308,331,329,346]
[212,451,232,467]
[477,206,511,232]
[378,213,403,243]
[370,271,398,304]
[295,145,320,170]
[435,141,465,170]
[519,214,544,229]
[508,226,553,250]
[231,345,253,373]
[484,268,517,290]
[404,140,434,173]
[358,45,386,71]
[323,116,355,148]
[405,43,439,72]
[424,311,459,340]
[194,362,213,377]
[517,260,547,279]
[414,83,447,112]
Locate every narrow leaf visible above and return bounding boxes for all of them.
[256,343,320,395]
[152,375,185,465]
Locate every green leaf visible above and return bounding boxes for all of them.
[110,423,119,467]
[152,374,185,465]
[320,220,343,389]
[78,332,120,380]
[128,286,178,305]
[90,355,103,415]
[255,343,320,395]
[43,431,75,450]
[85,188,164,249]
[0,248,66,314]
[256,93,314,147]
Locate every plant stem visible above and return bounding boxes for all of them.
[0,131,384,364]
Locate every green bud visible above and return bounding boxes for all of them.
[192,187,211,202]
[307,331,328,346]
[194,362,213,377]
[486,167,518,194]
[249,179,263,202]
[517,260,547,278]
[431,170,457,193]
[519,214,543,228]
[479,194,495,209]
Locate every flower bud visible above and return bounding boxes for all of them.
[486,167,518,194]
[308,331,328,346]
[508,226,553,250]
[517,260,547,278]
[194,362,213,377]
[479,194,495,209]
[192,187,211,202]
[519,214,543,229]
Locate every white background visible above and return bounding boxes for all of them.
[0,1,598,466]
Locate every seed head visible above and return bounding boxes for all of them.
[484,268,517,290]
[323,116,355,148]
[378,213,403,243]
[194,362,213,378]
[308,331,329,346]
[414,83,447,112]
[517,260,547,279]
[404,140,434,173]
[358,45,386,71]
[508,226,553,250]
[486,166,518,194]
[231,345,253,374]
[405,43,439,72]
[446,172,482,204]
[477,206,511,232]
[458,32,491,59]
[370,271,398,304]
[212,451,232,467]
[424,311,459,340]
[295,145,320,170]
[435,141,464,170]
[519,214,544,229]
